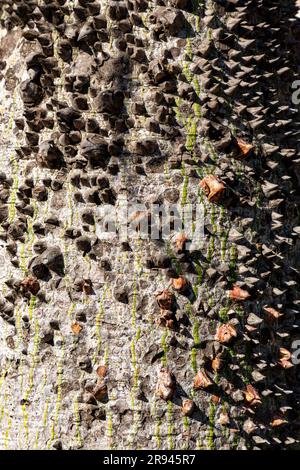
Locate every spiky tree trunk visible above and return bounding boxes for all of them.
[0,0,299,450]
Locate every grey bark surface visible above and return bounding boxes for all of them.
[0,0,300,450]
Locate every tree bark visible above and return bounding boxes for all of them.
[0,0,300,450]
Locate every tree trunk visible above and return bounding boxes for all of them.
[0,0,299,450]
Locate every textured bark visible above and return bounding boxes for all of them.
[0,0,300,450]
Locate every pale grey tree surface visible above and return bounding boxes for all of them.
[0,0,300,450]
